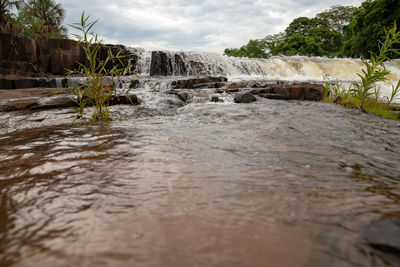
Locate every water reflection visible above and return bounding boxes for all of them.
[0,100,400,266]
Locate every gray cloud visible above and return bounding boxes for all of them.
[59,0,363,52]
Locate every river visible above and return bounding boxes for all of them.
[0,53,400,266]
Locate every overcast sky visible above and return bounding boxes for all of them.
[59,0,363,52]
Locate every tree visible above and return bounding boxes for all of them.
[342,0,400,58]
[316,5,358,33]
[14,9,44,37]
[285,17,328,36]
[273,33,326,57]
[270,17,342,57]
[23,0,66,36]
[224,39,268,58]
[0,0,22,25]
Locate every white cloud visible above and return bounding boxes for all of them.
[59,0,364,52]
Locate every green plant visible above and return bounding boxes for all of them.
[23,0,67,36]
[323,24,400,121]
[66,12,131,122]
[350,23,400,110]
[387,80,400,105]
[69,85,89,119]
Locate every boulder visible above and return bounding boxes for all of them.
[234,91,256,103]
[211,95,222,102]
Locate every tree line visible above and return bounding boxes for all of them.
[224,0,400,59]
[0,0,66,38]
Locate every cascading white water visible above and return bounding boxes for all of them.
[126,49,400,101]
[128,47,152,75]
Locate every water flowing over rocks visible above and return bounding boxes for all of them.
[2,32,400,267]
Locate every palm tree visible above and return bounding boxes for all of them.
[0,0,22,25]
[24,0,66,35]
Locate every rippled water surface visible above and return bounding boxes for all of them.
[1,99,400,266]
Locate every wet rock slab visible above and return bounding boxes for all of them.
[171,76,228,89]
[0,87,140,112]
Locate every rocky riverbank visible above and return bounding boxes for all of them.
[0,74,325,112]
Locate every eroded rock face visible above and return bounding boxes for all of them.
[150,52,188,76]
[0,33,134,77]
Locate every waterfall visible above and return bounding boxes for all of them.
[123,48,400,101]
[127,47,152,75]
[144,50,400,82]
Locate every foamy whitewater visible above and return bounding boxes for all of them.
[129,48,400,102]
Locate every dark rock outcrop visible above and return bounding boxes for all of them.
[0,32,135,78]
[219,82,325,102]
[171,76,227,89]
[0,77,68,89]
[150,51,188,76]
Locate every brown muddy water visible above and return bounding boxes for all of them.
[0,98,400,267]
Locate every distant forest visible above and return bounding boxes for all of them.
[224,0,400,59]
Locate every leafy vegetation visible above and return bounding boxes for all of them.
[224,39,269,58]
[66,13,132,122]
[224,1,400,60]
[324,24,400,121]
[23,0,66,35]
[341,0,400,59]
[1,0,67,38]
[225,5,356,58]
[0,0,22,25]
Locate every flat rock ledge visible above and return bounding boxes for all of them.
[0,88,140,112]
[232,84,325,103]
